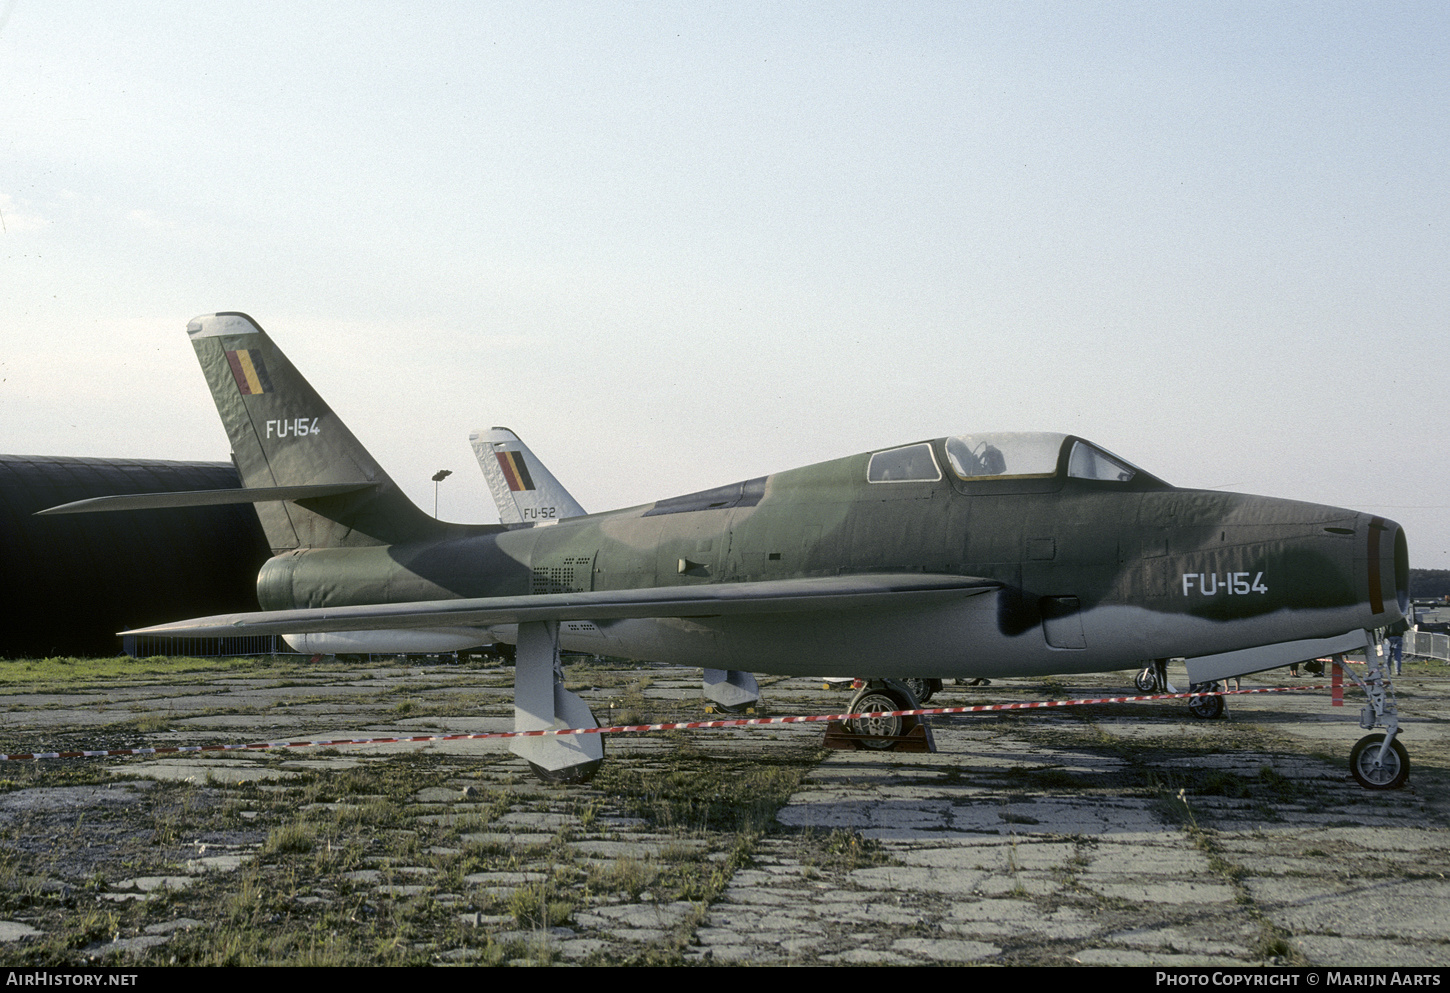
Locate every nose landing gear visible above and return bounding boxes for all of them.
[1339,646,1408,790]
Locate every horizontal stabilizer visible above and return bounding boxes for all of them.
[123,574,999,638]
[36,482,378,516]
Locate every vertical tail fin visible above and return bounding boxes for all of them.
[470,426,587,525]
[188,312,445,550]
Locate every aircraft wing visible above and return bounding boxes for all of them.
[123,574,998,638]
[36,482,378,516]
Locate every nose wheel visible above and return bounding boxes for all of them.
[1350,733,1409,790]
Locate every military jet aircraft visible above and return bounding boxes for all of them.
[469,425,762,713]
[46,313,1411,787]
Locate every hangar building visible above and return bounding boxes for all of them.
[0,455,270,657]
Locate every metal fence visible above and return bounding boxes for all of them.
[122,633,299,658]
[1405,630,1450,662]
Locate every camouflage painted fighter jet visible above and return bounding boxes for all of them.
[46,313,1412,787]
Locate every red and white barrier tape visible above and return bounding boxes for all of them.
[0,684,1320,762]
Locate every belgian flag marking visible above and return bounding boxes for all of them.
[495,451,535,492]
[225,349,274,395]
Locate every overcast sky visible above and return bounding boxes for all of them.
[3,2,1447,564]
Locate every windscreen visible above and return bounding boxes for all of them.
[944,433,1065,480]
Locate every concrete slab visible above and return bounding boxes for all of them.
[0,921,43,942]
[108,760,301,783]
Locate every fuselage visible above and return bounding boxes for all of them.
[260,433,1408,678]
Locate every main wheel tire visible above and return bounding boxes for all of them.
[902,678,939,704]
[1188,683,1224,719]
[1350,733,1409,790]
[850,690,906,747]
[1135,667,1158,693]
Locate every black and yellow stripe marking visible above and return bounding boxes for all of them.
[495,450,535,492]
[225,349,274,395]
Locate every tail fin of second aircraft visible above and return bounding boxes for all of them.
[470,427,587,525]
[188,312,446,551]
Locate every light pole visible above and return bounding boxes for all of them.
[431,469,452,518]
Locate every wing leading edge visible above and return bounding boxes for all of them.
[36,482,379,516]
[123,574,998,638]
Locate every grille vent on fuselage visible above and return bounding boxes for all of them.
[531,556,596,594]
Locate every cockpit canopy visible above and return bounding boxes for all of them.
[864,432,1153,486]
[944,432,1140,483]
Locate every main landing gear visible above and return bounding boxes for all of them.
[1187,681,1225,720]
[1135,659,1224,720]
[849,686,909,745]
[838,679,934,752]
[901,678,942,705]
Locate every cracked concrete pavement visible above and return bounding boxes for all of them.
[2,655,1448,965]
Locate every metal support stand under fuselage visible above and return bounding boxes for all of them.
[510,619,604,783]
[702,668,761,713]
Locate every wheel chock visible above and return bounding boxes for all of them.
[823,719,936,753]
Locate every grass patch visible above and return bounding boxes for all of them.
[507,877,576,929]
[808,829,892,871]
[262,821,317,856]
[587,857,658,901]
[597,747,818,835]
[0,655,306,689]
